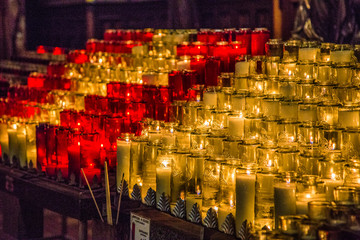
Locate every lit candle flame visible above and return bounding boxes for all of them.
[213,206,218,213]
[331,173,336,180]
[196,185,201,195]
[161,160,170,168]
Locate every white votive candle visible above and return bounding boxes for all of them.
[156,160,171,203]
[274,182,296,228]
[228,114,244,138]
[117,139,131,188]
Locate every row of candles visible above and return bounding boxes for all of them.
[2,27,360,239]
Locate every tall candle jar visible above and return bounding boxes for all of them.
[298,41,320,80]
[265,56,280,77]
[202,157,225,218]
[0,118,9,162]
[142,143,159,193]
[129,137,148,188]
[235,166,257,237]
[217,87,233,111]
[162,123,177,148]
[274,172,297,229]
[318,158,344,201]
[55,127,69,179]
[171,152,190,204]
[7,121,19,165]
[182,101,200,128]
[255,170,276,230]
[186,154,208,220]
[25,121,37,169]
[218,161,239,230]
[330,44,354,86]
[210,109,229,136]
[156,152,174,204]
[203,86,218,109]
[17,122,27,168]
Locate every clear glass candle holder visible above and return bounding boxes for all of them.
[238,140,260,165]
[206,135,226,157]
[262,97,281,120]
[338,106,360,130]
[342,129,360,161]
[298,151,323,176]
[218,161,238,231]
[279,215,303,235]
[190,130,209,154]
[308,201,331,221]
[247,75,265,95]
[260,119,279,146]
[297,219,318,240]
[277,121,299,149]
[231,91,247,112]
[249,56,266,76]
[320,128,342,152]
[156,153,174,203]
[298,124,320,146]
[279,77,298,101]
[283,39,301,62]
[298,103,318,124]
[227,112,245,140]
[232,76,249,92]
[244,117,262,141]
[257,146,278,171]
[171,152,190,204]
[318,103,340,127]
[334,186,356,205]
[279,61,297,78]
[326,204,352,226]
[223,139,241,158]
[263,77,280,97]
[335,86,360,107]
[279,101,299,122]
[245,95,263,118]
[265,56,280,77]
[276,149,300,172]
[217,87,233,111]
[317,62,333,85]
[318,159,345,201]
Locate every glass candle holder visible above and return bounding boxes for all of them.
[274,173,297,229]
[283,39,301,62]
[0,119,9,162]
[338,107,360,130]
[245,95,263,118]
[244,117,262,141]
[171,152,190,204]
[279,77,298,101]
[344,164,360,187]
[342,129,360,161]
[210,109,229,135]
[279,215,303,236]
[222,139,241,159]
[276,149,300,172]
[331,64,353,86]
[234,55,250,77]
[190,55,206,85]
[327,204,351,226]
[260,119,279,146]
[206,135,225,157]
[249,56,266,76]
[218,161,238,230]
[203,86,218,109]
[190,130,209,154]
[156,152,174,203]
[320,128,342,152]
[279,101,299,122]
[298,152,323,176]
[335,86,360,107]
[175,126,191,152]
[25,121,37,169]
[217,87,233,111]
[263,77,280,97]
[266,57,280,77]
[205,56,221,87]
[142,144,158,193]
[255,170,276,230]
[116,135,132,188]
[55,127,69,179]
[227,112,245,140]
[277,121,298,149]
[202,158,224,217]
[236,166,257,237]
[238,140,260,165]
[298,124,320,146]
[129,137,147,188]
[186,154,208,220]
[16,122,27,169]
[298,103,318,124]
[231,92,247,112]
[232,76,249,92]
[235,28,251,55]
[297,219,318,240]
[317,62,333,85]
[8,121,19,165]
[182,101,200,128]
[257,146,278,171]
[248,75,265,95]
[308,201,331,221]
[251,28,270,56]
[296,176,326,215]
[318,103,339,127]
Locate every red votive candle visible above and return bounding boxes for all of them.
[182,70,198,97]
[177,42,191,56]
[251,28,270,56]
[56,127,69,179]
[155,102,170,122]
[208,29,225,44]
[190,42,208,56]
[36,123,48,171]
[235,28,252,55]
[211,41,231,73]
[205,56,221,86]
[169,71,185,100]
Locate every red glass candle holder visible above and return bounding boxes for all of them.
[190,56,206,85]
[208,29,225,44]
[169,71,185,100]
[190,42,208,56]
[128,102,146,121]
[107,82,121,99]
[229,41,248,72]
[235,28,252,55]
[157,86,172,103]
[47,62,65,77]
[27,72,46,88]
[104,29,116,41]
[210,41,231,73]
[182,70,198,97]
[143,85,157,104]
[104,116,125,167]
[84,95,97,114]
[60,110,71,128]
[108,98,126,116]
[143,28,154,42]
[56,127,69,179]
[67,50,89,64]
[67,131,81,183]
[96,96,109,114]
[104,41,115,53]
[155,102,170,122]
[46,125,58,177]
[205,56,221,86]
[36,123,48,171]
[251,28,270,56]
[224,28,236,42]
[177,42,191,56]
[197,29,210,43]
